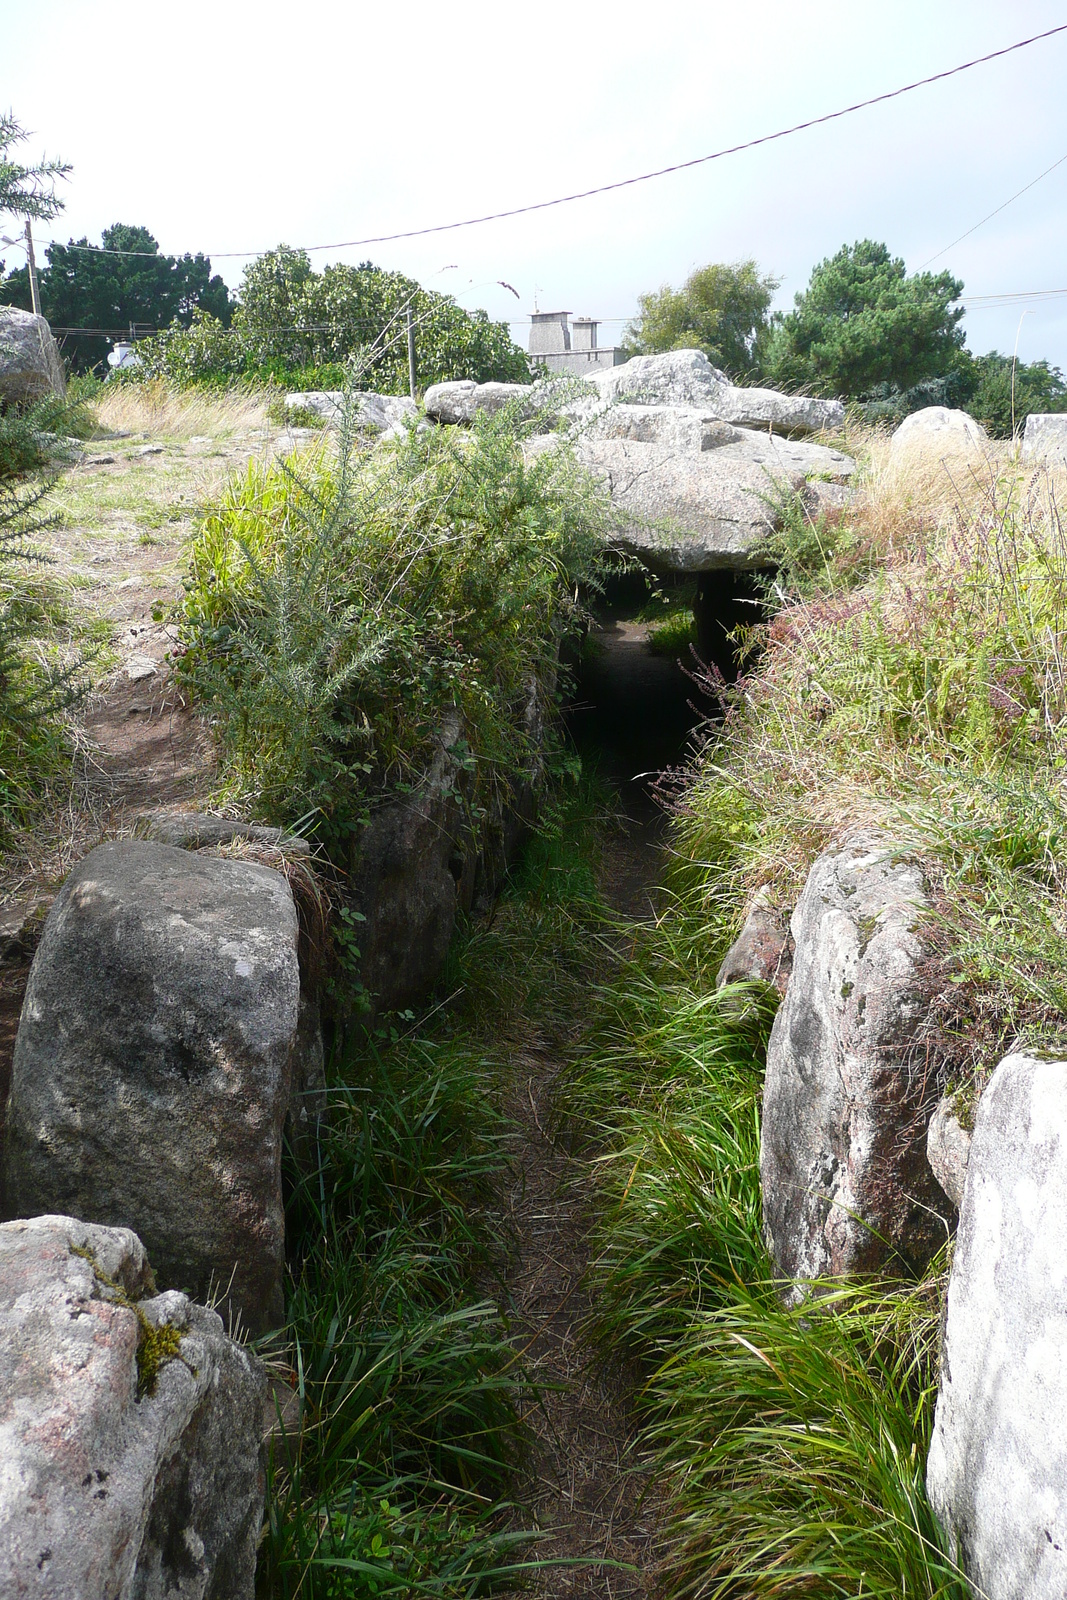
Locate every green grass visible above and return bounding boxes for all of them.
[260,777,614,1598]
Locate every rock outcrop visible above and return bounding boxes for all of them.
[888,406,987,457]
[135,808,311,855]
[927,1052,1067,1599]
[285,389,417,436]
[1021,412,1067,462]
[0,306,66,406]
[0,1213,266,1600]
[926,1094,972,1210]
[760,835,949,1291]
[423,379,533,424]
[3,840,303,1334]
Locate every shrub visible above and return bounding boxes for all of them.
[179,390,609,839]
[133,250,530,394]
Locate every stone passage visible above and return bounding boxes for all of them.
[3,839,302,1334]
[0,1213,266,1600]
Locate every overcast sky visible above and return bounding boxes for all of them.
[4,0,1067,368]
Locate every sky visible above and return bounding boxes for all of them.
[3,0,1067,369]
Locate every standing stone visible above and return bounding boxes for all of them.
[0,1213,266,1600]
[888,406,986,457]
[1021,412,1067,462]
[760,835,949,1291]
[3,840,302,1334]
[0,306,66,406]
[928,1053,1067,1600]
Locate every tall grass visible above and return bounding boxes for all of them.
[261,779,614,1598]
[92,376,269,440]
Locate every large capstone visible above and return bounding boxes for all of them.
[2,840,302,1334]
[423,379,533,424]
[760,835,949,1292]
[0,1213,266,1600]
[927,1052,1067,1599]
[567,430,854,574]
[0,306,66,406]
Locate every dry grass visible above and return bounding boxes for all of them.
[92,379,270,441]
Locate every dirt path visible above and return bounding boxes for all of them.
[500,799,669,1598]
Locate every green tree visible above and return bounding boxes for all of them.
[0,112,69,222]
[966,351,1067,439]
[137,247,529,392]
[623,259,779,377]
[765,240,965,398]
[0,223,235,373]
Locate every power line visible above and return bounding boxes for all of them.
[920,150,1067,268]
[35,22,1067,264]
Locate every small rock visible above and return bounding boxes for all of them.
[124,655,157,681]
[187,434,212,444]
[136,808,311,857]
[133,443,164,457]
[88,452,116,465]
[926,1094,972,1209]
[928,1052,1067,1599]
[0,1213,266,1600]
[116,576,140,589]
[716,889,793,991]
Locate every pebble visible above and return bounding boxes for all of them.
[133,444,163,458]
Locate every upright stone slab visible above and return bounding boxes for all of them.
[0,1214,266,1600]
[760,835,949,1290]
[3,840,301,1333]
[889,406,986,457]
[0,306,65,406]
[928,1053,1067,1600]
[1022,412,1067,462]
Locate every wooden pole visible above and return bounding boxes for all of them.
[406,305,417,400]
[24,220,42,317]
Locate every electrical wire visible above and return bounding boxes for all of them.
[920,150,1067,268]
[33,22,1067,263]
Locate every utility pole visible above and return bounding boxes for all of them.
[24,220,42,317]
[406,305,417,401]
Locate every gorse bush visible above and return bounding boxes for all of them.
[180,392,609,838]
[0,467,86,839]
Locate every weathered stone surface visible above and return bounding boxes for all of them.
[0,1213,266,1600]
[569,430,854,573]
[1021,412,1067,462]
[716,889,793,992]
[927,1053,1067,1599]
[926,1094,972,1210]
[889,406,987,457]
[3,840,301,1333]
[760,835,948,1290]
[423,379,532,424]
[285,389,417,436]
[0,307,65,406]
[593,403,746,453]
[584,350,845,433]
[135,808,311,856]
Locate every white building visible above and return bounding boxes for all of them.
[528,311,624,375]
